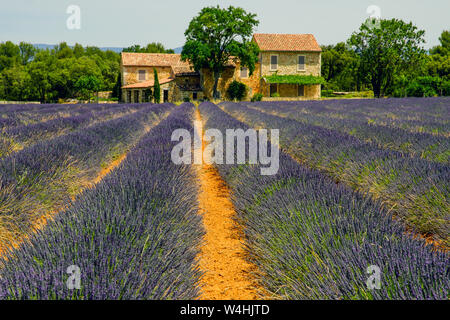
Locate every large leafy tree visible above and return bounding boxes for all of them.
[349,19,426,98]
[181,6,259,99]
[321,42,365,91]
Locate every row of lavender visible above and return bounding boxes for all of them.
[0,103,143,130]
[0,103,203,299]
[220,102,449,245]
[250,98,449,136]
[0,103,172,251]
[199,102,448,299]
[246,101,449,163]
[0,104,146,158]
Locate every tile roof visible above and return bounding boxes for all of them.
[252,33,321,52]
[122,77,174,89]
[121,53,185,67]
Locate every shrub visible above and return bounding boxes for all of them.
[442,80,450,96]
[251,93,263,102]
[321,89,334,97]
[183,96,191,102]
[271,92,280,97]
[226,81,247,101]
[406,77,441,97]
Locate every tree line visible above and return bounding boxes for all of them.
[0,42,173,103]
[322,27,450,97]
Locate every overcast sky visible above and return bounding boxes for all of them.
[0,0,448,49]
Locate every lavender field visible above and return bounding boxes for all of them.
[0,99,448,300]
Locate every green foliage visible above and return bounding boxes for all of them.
[251,92,263,102]
[226,80,247,101]
[264,74,326,85]
[0,41,120,102]
[75,75,102,102]
[271,92,280,97]
[321,42,365,91]
[348,19,426,98]
[183,96,191,102]
[181,5,259,99]
[112,72,122,101]
[429,30,450,56]
[143,88,152,103]
[153,69,161,104]
[405,76,441,97]
[122,43,174,53]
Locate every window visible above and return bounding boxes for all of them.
[193,92,198,100]
[298,55,306,71]
[134,90,140,103]
[127,91,132,103]
[138,70,146,81]
[270,55,278,71]
[240,67,248,78]
[298,84,305,97]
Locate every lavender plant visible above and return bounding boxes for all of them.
[220,102,449,245]
[199,101,449,300]
[0,103,203,299]
[0,103,172,250]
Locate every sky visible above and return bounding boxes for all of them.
[0,0,449,49]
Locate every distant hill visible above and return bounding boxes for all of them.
[33,44,183,54]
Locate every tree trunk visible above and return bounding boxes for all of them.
[212,70,220,100]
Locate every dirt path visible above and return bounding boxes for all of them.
[194,109,261,300]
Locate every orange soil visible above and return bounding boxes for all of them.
[195,109,262,300]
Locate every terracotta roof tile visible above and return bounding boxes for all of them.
[253,33,321,52]
[121,53,182,66]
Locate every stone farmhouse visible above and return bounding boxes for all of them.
[120,33,322,102]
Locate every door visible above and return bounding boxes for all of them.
[270,84,278,97]
[163,89,169,102]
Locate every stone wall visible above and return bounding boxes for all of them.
[260,83,321,99]
[122,66,173,86]
[201,62,262,100]
[260,51,321,77]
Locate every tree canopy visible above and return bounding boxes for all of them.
[0,41,120,102]
[181,5,260,99]
[123,43,174,53]
[348,19,426,98]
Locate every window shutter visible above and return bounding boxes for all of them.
[298,56,305,71]
[139,70,146,81]
[271,55,278,70]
